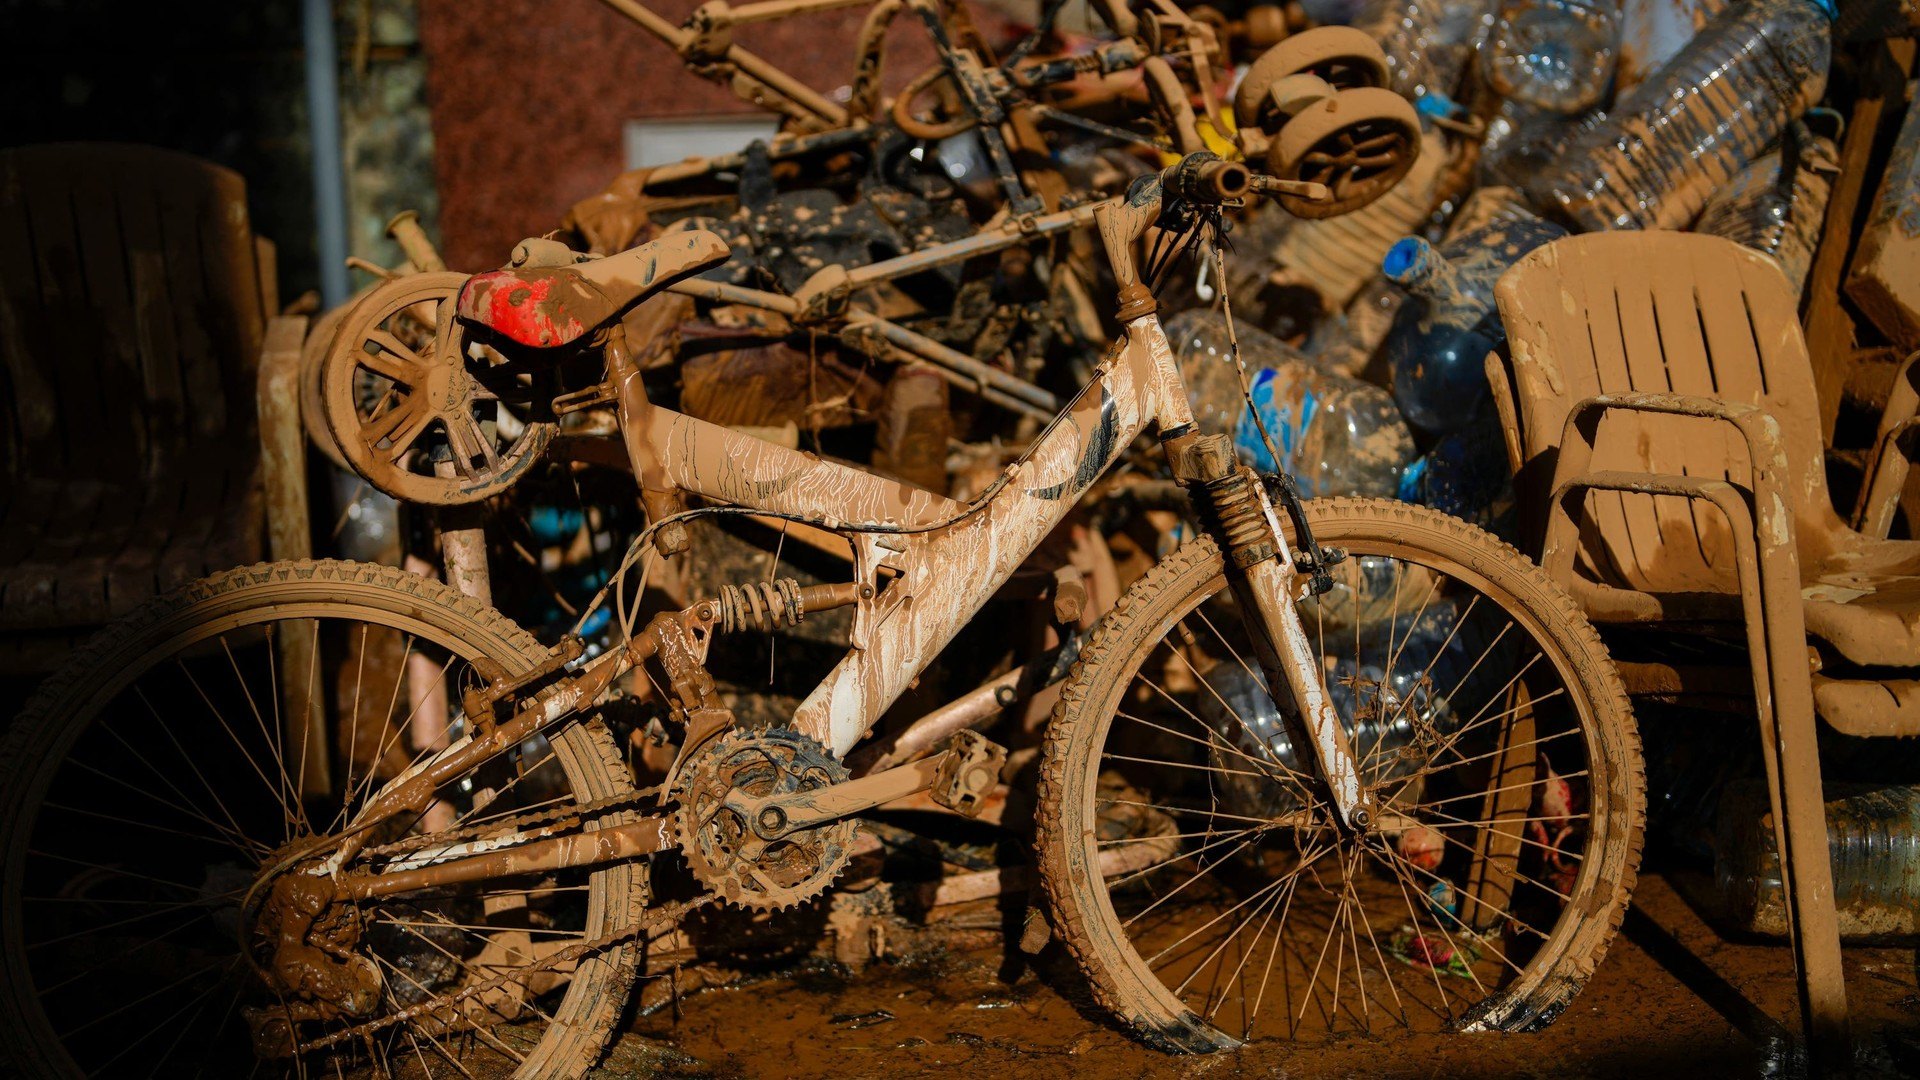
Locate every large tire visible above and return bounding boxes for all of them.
[0,560,644,1079]
[1036,498,1643,1050]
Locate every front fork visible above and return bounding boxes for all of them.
[1165,430,1375,831]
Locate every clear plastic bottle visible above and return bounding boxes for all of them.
[1692,122,1838,297]
[1233,360,1417,498]
[1165,309,1311,436]
[1349,0,1497,101]
[1380,211,1566,436]
[1478,100,1610,190]
[1713,781,1920,940]
[1616,0,1733,92]
[1199,598,1522,820]
[1302,275,1407,380]
[1481,0,1621,113]
[1199,623,1456,819]
[1523,0,1834,232]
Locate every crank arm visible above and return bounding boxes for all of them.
[735,730,1007,841]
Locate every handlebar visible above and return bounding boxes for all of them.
[1161,154,1252,206]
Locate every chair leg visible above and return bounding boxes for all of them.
[1746,650,1851,1073]
[1741,513,1850,1074]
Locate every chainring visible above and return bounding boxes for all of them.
[672,727,858,911]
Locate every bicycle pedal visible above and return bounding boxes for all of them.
[930,730,1007,818]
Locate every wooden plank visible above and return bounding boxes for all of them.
[1847,79,1920,351]
[1804,38,1916,440]
[1464,684,1536,931]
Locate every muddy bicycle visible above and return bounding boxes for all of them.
[0,154,1643,1077]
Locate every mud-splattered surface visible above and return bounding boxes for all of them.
[618,874,1919,1079]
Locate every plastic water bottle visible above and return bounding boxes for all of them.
[1165,309,1311,437]
[1199,625,1458,819]
[1200,594,1526,820]
[1524,0,1834,232]
[1233,361,1416,499]
[1379,211,1567,436]
[1479,101,1610,190]
[1693,122,1838,297]
[1300,275,1406,380]
[1616,0,1734,92]
[1349,0,1496,100]
[1712,781,1920,940]
[1481,0,1621,113]
[1397,420,1516,536]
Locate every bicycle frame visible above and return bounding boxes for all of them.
[615,299,1188,759]
[331,168,1372,902]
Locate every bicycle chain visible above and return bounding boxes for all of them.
[361,784,666,861]
[296,890,714,1055]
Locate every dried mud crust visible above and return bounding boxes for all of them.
[0,559,644,1080]
[1034,498,1646,1052]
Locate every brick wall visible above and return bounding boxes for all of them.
[419,0,973,270]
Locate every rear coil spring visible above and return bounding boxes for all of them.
[716,578,806,633]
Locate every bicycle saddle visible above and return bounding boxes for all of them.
[456,229,731,349]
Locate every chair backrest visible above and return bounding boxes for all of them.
[1492,231,1848,594]
[0,143,270,485]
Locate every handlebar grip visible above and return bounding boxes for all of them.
[1162,154,1252,205]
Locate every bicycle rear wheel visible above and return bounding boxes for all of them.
[1036,498,1643,1050]
[0,560,645,1078]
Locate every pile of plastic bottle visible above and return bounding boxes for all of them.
[1186,0,1841,542]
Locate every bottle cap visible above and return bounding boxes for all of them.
[1383,237,1437,284]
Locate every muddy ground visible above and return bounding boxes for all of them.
[607,874,1919,1079]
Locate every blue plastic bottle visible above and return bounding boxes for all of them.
[1379,212,1567,437]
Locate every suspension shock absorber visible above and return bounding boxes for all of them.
[1165,432,1277,569]
[695,579,873,634]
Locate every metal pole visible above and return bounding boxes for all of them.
[304,0,351,308]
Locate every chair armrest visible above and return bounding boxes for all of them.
[1541,390,1799,618]
[1482,349,1524,477]
[1554,391,1790,504]
[1853,349,1920,539]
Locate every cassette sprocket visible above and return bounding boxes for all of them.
[671,727,858,911]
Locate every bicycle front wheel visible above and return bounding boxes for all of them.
[1036,498,1643,1051]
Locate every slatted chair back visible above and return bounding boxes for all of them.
[1492,231,1850,596]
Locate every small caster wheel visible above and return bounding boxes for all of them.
[1233,25,1391,134]
[1266,85,1421,219]
[320,271,556,506]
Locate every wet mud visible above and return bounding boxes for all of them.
[607,874,1918,1079]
